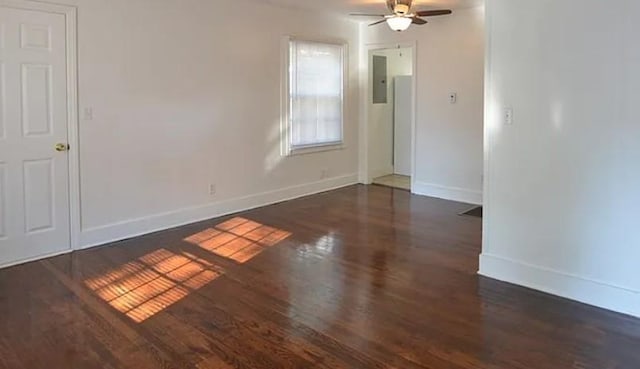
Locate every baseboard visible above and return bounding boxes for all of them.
[479,253,640,318]
[79,174,358,249]
[412,181,483,205]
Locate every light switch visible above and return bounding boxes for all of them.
[449,93,457,104]
[504,107,514,125]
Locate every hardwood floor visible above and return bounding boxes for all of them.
[1,185,639,369]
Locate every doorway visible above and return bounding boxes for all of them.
[0,1,79,268]
[365,44,416,191]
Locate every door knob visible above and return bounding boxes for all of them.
[55,143,70,152]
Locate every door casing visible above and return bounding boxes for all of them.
[360,41,417,189]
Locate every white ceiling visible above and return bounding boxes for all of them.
[259,0,484,16]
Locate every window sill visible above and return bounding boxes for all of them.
[287,143,345,156]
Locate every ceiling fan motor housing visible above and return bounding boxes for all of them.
[394,4,410,15]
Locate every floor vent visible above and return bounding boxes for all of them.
[460,206,482,218]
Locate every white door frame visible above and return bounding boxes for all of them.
[359,41,417,190]
[1,0,80,251]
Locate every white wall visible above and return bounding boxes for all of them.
[361,7,485,204]
[369,48,413,178]
[481,0,640,317]
[48,0,360,247]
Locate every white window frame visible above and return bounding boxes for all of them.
[281,36,347,156]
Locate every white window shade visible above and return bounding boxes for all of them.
[289,40,345,151]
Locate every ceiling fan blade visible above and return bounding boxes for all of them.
[416,9,453,17]
[369,19,388,27]
[350,13,386,17]
[412,17,427,25]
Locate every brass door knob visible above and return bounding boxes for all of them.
[55,143,70,152]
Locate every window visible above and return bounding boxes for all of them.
[285,39,345,154]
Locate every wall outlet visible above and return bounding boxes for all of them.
[320,169,329,180]
[208,184,217,196]
[83,107,94,121]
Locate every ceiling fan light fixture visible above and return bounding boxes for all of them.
[386,16,412,32]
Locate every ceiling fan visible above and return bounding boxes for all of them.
[351,0,452,32]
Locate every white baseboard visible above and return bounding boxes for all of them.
[412,181,483,205]
[79,174,358,249]
[479,253,640,318]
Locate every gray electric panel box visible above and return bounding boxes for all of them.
[372,55,388,104]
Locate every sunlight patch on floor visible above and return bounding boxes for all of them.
[184,217,291,263]
[84,249,223,323]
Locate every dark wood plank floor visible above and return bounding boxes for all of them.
[1,185,639,369]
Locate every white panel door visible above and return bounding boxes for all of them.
[394,76,412,177]
[0,6,70,266]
